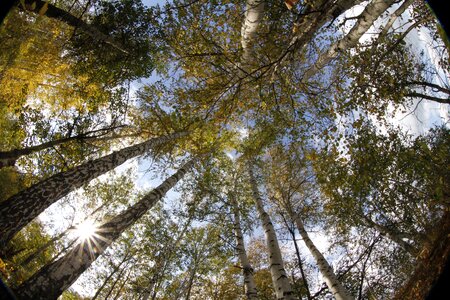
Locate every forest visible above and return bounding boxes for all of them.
[0,0,449,299]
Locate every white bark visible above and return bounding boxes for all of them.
[241,0,265,64]
[248,164,294,300]
[231,196,258,299]
[0,131,187,247]
[14,159,195,300]
[292,213,353,300]
[379,0,415,38]
[302,0,395,81]
[272,0,363,81]
[362,215,419,255]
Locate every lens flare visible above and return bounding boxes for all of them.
[74,219,97,241]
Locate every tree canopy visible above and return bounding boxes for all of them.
[0,0,449,299]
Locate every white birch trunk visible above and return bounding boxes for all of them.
[362,215,419,255]
[302,0,395,81]
[271,0,363,81]
[291,213,353,300]
[248,164,294,300]
[379,0,415,38]
[241,0,265,64]
[0,131,187,247]
[13,159,195,300]
[231,196,259,299]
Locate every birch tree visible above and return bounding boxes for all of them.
[301,0,396,81]
[0,131,187,247]
[248,162,295,300]
[263,144,353,300]
[230,194,258,299]
[291,215,353,300]
[0,124,126,169]
[13,158,195,299]
[18,0,128,54]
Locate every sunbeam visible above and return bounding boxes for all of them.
[74,219,98,241]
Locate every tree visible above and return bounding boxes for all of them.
[1,0,449,298]
[313,124,449,252]
[301,0,396,82]
[19,0,128,54]
[0,131,187,247]
[230,188,258,299]
[0,124,127,168]
[262,143,353,300]
[248,162,295,300]
[13,158,195,299]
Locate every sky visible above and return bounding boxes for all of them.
[30,1,449,297]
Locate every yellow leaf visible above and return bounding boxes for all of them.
[31,1,36,10]
[39,2,49,15]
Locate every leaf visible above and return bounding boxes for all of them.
[31,1,37,10]
[39,2,49,16]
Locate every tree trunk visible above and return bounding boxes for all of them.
[272,0,363,78]
[112,268,132,300]
[184,264,198,300]
[103,264,128,300]
[291,213,353,300]
[241,0,265,63]
[379,0,415,38]
[0,125,126,169]
[143,218,192,300]
[362,215,419,256]
[20,231,66,267]
[301,0,395,81]
[91,255,129,300]
[230,196,258,299]
[290,0,363,53]
[0,131,187,247]
[13,158,195,299]
[19,0,128,54]
[248,164,294,300]
[281,215,311,300]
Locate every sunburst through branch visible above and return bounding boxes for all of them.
[74,219,98,242]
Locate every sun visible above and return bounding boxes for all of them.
[74,219,98,241]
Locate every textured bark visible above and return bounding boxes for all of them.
[0,125,125,169]
[13,159,195,300]
[22,202,108,267]
[272,0,363,79]
[379,0,415,38]
[231,196,258,299]
[290,0,362,53]
[19,0,128,54]
[248,164,294,300]
[302,0,395,81]
[0,131,187,248]
[362,216,419,256]
[241,0,265,64]
[292,214,352,300]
